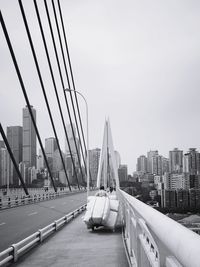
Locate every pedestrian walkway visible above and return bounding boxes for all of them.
[12,212,128,267]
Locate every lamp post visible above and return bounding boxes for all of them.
[64,88,90,199]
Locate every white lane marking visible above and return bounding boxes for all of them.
[0,222,6,226]
[28,212,38,216]
[50,206,55,209]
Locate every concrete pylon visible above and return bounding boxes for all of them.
[97,119,119,189]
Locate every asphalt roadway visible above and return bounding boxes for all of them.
[0,191,87,252]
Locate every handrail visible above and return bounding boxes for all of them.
[0,189,89,210]
[0,204,86,266]
[118,189,200,267]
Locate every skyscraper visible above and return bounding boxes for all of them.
[183,148,200,189]
[152,155,163,175]
[169,148,183,173]
[0,148,7,186]
[147,150,158,174]
[137,155,147,173]
[45,137,58,159]
[118,164,128,182]
[7,126,23,185]
[65,123,80,166]
[89,148,101,186]
[22,106,36,169]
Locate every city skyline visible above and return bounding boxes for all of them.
[1,0,200,174]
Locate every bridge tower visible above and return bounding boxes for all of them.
[97,119,119,189]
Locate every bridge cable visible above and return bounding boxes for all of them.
[57,0,87,155]
[43,0,85,185]
[0,123,29,196]
[0,11,57,193]
[51,0,87,177]
[32,0,81,188]
[18,0,74,191]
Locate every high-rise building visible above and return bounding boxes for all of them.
[183,148,200,189]
[183,148,200,175]
[137,155,147,173]
[114,151,121,169]
[163,173,189,190]
[0,148,7,186]
[147,150,158,174]
[169,148,183,173]
[65,123,80,167]
[45,137,58,172]
[152,155,162,175]
[7,126,23,185]
[89,148,101,186]
[176,190,189,208]
[22,106,36,168]
[118,164,128,182]
[37,148,44,171]
[45,137,58,159]
[162,157,170,174]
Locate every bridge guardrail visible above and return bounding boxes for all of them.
[0,204,86,266]
[0,189,89,210]
[118,189,200,267]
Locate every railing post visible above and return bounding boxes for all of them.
[38,229,43,243]
[11,244,18,262]
[54,221,58,231]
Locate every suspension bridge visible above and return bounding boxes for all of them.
[1,1,200,266]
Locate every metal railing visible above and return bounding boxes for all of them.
[0,189,87,210]
[118,189,200,267]
[0,204,86,266]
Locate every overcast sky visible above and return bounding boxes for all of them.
[1,0,200,174]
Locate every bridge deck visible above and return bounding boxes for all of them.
[12,212,128,267]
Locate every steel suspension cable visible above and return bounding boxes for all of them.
[18,0,74,191]
[31,0,80,189]
[57,0,87,154]
[43,0,85,184]
[0,11,57,193]
[0,123,29,196]
[51,0,87,175]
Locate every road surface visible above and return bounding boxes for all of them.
[0,191,87,252]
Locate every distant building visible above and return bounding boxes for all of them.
[19,161,26,185]
[65,123,80,167]
[176,190,189,208]
[147,150,158,174]
[45,137,58,159]
[27,166,36,185]
[163,190,176,208]
[152,155,162,175]
[0,148,7,186]
[163,173,189,190]
[37,149,44,171]
[114,151,121,169]
[169,148,183,173]
[45,137,58,173]
[22,106,36,169]
[189,189,200,208]
[7,126,23,185]
[183,148,200,175]
[162,157,170,174]
[118,164,128,182]
[183,148,200,189]
[89,148,101,186]
[137,155,147,173]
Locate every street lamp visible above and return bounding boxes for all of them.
[64,88,90,199]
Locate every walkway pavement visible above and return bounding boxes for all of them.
[12,212,128,267]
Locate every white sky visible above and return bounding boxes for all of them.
[0,0,200,174]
